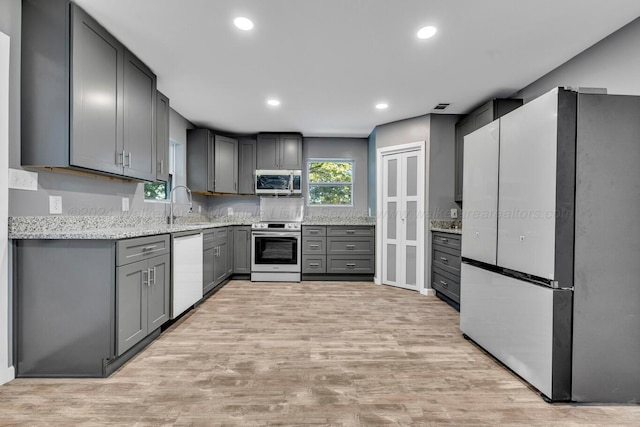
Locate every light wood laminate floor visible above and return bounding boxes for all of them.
[1,280,639,426]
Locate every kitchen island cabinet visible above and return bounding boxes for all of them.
[14,234,170,377]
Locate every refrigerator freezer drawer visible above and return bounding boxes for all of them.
[460,263,572,401]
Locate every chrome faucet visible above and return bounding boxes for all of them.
[169,184,193,226]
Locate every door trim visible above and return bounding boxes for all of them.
[0,31,14,385]
[375,141,429,293]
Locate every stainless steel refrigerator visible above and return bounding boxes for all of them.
[460,87,640,403]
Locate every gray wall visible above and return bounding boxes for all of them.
[513,17,640,102]
[429,115,459,220]
[303,137,369,217]
[367,130,376,216]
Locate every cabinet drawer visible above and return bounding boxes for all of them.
[432,268,460,302]
[117,234,170,266]
[327,237,374,255]
[327,226,374,237]
[432,232,461,251]
[302,226,326,237]
[432,247,461,277]
[203,230,216,249]
[302,256,326,274]
[303,237,326,254]
[327,255,374,274]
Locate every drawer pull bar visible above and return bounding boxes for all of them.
[440,280,448,288]
[440,256,448,262]
[346,263,356,267]
[309,244,320,248]
[440,238,449,243]
[309,263,320,267]
[346,245,356,249]
[346,230,355,234]
[142,245,158,251]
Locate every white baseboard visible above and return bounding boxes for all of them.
[421,287,436,296]
[0,366,15,386]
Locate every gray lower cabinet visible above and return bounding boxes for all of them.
[431,231,461,306]
[302,225,375,279]
[116,252,170,356]
[21,0,158,181]
[14,234,170,378]
[233,226,252,274]
[203,227,230,294]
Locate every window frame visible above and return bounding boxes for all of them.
[306,158,355,207]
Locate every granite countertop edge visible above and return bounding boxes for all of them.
[9,217,376,240]
[430,226,463,235]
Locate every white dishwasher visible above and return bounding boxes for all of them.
[171,231,203,319]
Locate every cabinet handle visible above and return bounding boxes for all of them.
[143,269,149,287]
[142,245,157,252]
[441,238,449,243]
[151,266,156,286]
[117,150,125,166]
[346,263,356,267]
[440,256,448,262]
[310,230,319,234]
[346,230,355,234]
[234,182,237,190]
[440,280,448,288]
[124,152,132,168]
[159,160,164,174]
[309,244,320,248]
[309,263,320,267]
[346,244,356,249]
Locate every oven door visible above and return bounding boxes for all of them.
[251,232,301,272]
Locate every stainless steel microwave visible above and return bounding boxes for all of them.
[255,170,302,195]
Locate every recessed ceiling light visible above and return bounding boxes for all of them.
[376,103,389,110]
[267,99,281,107]
[417,26,437,39]
[234,17,254,31]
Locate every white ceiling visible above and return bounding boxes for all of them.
[74,0,640,137]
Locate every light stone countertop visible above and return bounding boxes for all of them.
[8,215,378,239]
[430,227,462,235]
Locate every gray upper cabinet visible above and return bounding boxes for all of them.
[122,50,157,181]
[214,135,238,194]
[238,138,257,194]
[70,4,124,176]
[187,129,238,194]
[454,98,522,203]
[155,91,170,182]
[21,0,157,180]
[256,133,302,170]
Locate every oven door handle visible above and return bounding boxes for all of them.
[252,232,300,237]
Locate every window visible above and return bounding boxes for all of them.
[144,140,182,201]
[307,159,354,206]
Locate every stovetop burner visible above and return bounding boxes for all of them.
[251,222,301,231]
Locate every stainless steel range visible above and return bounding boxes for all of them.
[251,197,303,282]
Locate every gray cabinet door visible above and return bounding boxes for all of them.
[214,135,238,193]
[147,254,170,331]
[256,134,279,169]
[71,5,124,176]
[187,129,215,193]
[227,228,234,276]
[213,240,228,284]
[156,91,170,182]
[203,245,215,294]
[122,49,156,181]
[116,261,147,356]
[279,134,302,169]
[207,132,216,192]
[233,226,251,274]
[238,138,256,194]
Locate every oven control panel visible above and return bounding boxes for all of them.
[252,222,301,230]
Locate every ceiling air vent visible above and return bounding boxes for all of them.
[433,103,450,111]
